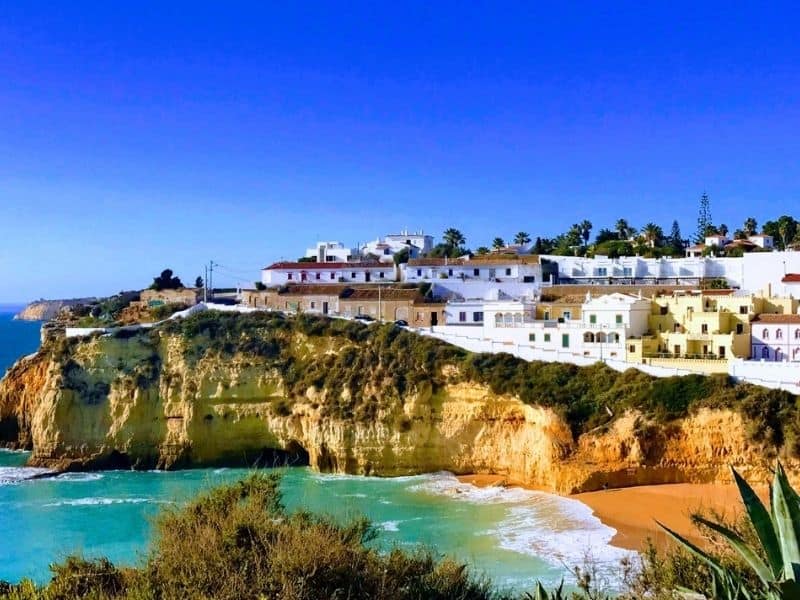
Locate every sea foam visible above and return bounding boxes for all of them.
[0,467,53,485]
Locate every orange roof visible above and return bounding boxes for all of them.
[782,274,800,283]
[752,313,800,324]
[264,261,386,270]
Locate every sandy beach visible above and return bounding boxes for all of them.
[458,474,749,551]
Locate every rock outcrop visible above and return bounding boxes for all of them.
[15,299,96,322]
[0,313,793,493]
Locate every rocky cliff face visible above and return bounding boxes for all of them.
[0,314,791,493]
[15,299,96,322]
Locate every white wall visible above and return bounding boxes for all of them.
[743,251,800,294]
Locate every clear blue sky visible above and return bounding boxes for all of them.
[1,2,798,302]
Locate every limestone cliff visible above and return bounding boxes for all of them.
[15,298,96,322]
[0,312,794,493]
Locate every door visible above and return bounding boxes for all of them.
[365,272,371,282]
[430,311,438,326]
[322,302,329,315]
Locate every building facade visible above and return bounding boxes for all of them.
[750,314,800,362]
[262,262,397,286]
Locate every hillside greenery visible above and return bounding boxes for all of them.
[115,311,800,453]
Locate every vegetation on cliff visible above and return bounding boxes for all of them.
[30,310,800,457]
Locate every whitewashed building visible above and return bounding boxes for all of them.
[403,256,543,285]
[360,230,434,263]
[750,313,800,362]
[748,234,774,249]
[261,262,397,286]
[304,241,358,263]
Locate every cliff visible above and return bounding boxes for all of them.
[15,298,96,322]
[0,311,796,493]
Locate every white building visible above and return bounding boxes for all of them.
[742,252,800,294]
[403,256,543,285]
[360,230,434,263]
[304,241,358,263]
[750,313,800,362]
[438,291,649,362]
[261,262,397,286]
[748,234,774,249]
[704,233,730,248]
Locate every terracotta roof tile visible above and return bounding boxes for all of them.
[264,261,386,270]
[782,273,800,283]
[752,313,800,324]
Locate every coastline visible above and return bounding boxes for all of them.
[457,474,748,551]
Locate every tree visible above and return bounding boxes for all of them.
[254,281,267,291]
[743,217,757,236]
[475,246,490,256]
[533,237,553,254]
[719,223,729,237]
[513,231,531,245]
[491,237,505,250]
[763,216,799,250]
[668,220,684,254]
[393,247,410,265]
[642,222,663,248]
[195,276,204,289]
[615,219,631,240]
[442,228,466,250]
[579,220,592,247]
[594,228,617,244]
[734,228,747,240]
[695,192,713,243]
[150,269,183,291]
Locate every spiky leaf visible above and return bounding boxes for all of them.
[731,467,782,579]
[771,462,800,580]
[694,515,773,587]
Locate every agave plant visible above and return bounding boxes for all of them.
[525,580,566,600]
[658,463,800,599]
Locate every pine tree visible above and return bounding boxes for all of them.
[669,220,683,253]
[695,192,712,243]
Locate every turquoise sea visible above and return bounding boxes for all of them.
[0,311,631,592]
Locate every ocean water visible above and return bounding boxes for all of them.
[0,311,632,592]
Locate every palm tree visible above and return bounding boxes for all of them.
[743,217,757,236]
[442,228,465,250]
[475,246,490,256]
[491,237,505,251]
[719,223,729,238]
[579,220,592,247]
[642,222,663,248]
[615,219,630,240]
[513,231,531,246]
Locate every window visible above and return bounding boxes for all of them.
[629,344,635,353]
[544,333,551,342]
[459,311,466,322]
[417,269,422,276]
[514,313,523,325]
[384,248,391,255]
[776,348,783,361]
[589,314,596,324]
[544,311,550,320]
[615,314,623,324]
[739,306,748,315]
[495,313,503,327]
[563,310,571,320]
[561,334,569,348]
[448,269,453,276]
[701,323,708,334]
[763,328,769,339]
[596,267,607,276]
[529,333,536,342]
[287,273,293,280]
[473,268,480,276]
[310,301,316,309]
[379,272,385,278]
[504,314,513,326]
[505,268,511,276]
[473,312,483,322]
[623,267,633,277]
[762,346,770,359]
[315,273,321,280]
[795,329,800,339]
[776,329,783,340]
[330,273,335,280]
[351,272,356,278]
[736,323,744,334]
[523,276,535,283]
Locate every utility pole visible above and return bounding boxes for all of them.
[203,264,208,303]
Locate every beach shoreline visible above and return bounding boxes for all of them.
[457,474,747,551]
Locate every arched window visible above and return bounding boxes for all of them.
[504,313,513,327]
[793,348,799,360]
[763,328,769,339]
[494,313,503,327]
[776,348,783,362]
[795,329,800,340]
[776,329,783,340]
[596,332,607,343]
[762,346,770,359]
[611,333,620,343]
[583,332,594,343]
[513,313,523,326]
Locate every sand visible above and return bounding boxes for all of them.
[457,474,752,551]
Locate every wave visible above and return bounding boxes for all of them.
[54,472,105,482]
[408,473,635,585]
[43,497,172,507]
[380,520,400,532]
[0,466,53,485]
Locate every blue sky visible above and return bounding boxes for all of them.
[1,2,798,302]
